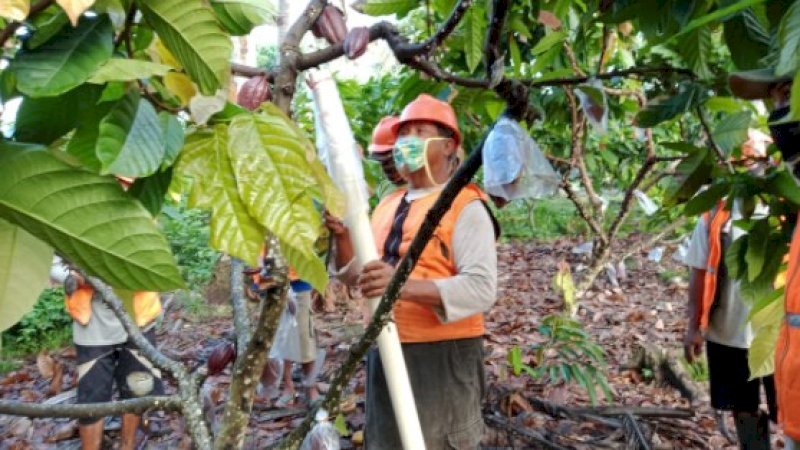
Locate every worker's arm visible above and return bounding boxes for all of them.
[359,261,443,306]
[324,211,359,285]
[684,268,705,362]
[682,218,710,363]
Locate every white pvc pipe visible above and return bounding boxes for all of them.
[308,70,426,450]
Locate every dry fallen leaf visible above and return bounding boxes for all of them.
[36,352,55,379]
[537,10,562,29]
[48,361,64,395]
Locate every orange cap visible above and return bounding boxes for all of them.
[369,116,400,154]
[392,94,461,146]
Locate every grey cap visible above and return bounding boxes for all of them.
[728,68,794,100]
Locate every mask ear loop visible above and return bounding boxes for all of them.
[423,138,449,187]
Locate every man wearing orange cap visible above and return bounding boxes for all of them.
[329,94,499,449]
[728,67,797,450]
[368,115,405,187]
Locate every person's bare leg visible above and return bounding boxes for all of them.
[275,360,295,407]
[302,361,319,402]
[79,420,104,450]
[120,413,141,450]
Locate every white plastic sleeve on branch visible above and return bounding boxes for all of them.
[307,69,426,450]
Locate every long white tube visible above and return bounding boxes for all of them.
[308,70,426,450]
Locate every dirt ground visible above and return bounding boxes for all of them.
[0,236,786,449]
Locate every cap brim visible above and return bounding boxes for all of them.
[368,144,394,154]
[728,68,793,100]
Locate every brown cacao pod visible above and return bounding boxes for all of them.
[311,5,347,45]
[207,342,236,375]
[343,27,369,60]
[236,75,271,111]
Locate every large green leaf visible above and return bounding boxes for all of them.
[128,168,173,216]
[636,83,708,128]
[0,219,54,332]
[659,0,767,46]
[676,27,712,80]
[683,182,729,216]
[159,111,184,169]
[26,6,69,50]
[11,15,113,97]
[0,143,184,290]
[745,219,769,282]
[723,9,771,70]
[667,146,713,205]
[748,297,784,378]
[353,0,419,16]
[227,111,329,290]
[210,0,276,36]
[175,125,265,264]
[88,58,172,83]
[65,95,117,173]
[530,30,567,56]
[462,5,486,74]
[713,111,751,156]
[14,83,103,145]
[765,168,800,206]
[776,0,800,76]
[138,0,232,95]
[96,92,165,177]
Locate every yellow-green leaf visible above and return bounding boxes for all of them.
[175,125,265,264]
[138,0,232,95]
[227,110,331,291]
[0,219,53,332]
[56,0,95,25]
[88,58,172,83]
[164,71,196,106]
[552,260,576,315]
[748,298,784,378]
[0,0,29,22]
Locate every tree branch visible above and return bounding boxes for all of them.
[0,396,180,418]
[274,112,506,450]
[484,0,510,86]
[410,0,473,55]
[232,63,273,79]
[607,156,656,240]
[0,0,54,48]
[216,241,288,449]
[229,258,251,352]
[273,0,327,112]
[527,66,695,88]
[85,276,186,377]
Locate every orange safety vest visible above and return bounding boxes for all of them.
[65,287,161,328]
[371,183,497,343]
[777,223,800,440]
[698,201,731,331]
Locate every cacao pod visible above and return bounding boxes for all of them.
[236,75,271,111]
[343,27,370,60]
[207,342,236,375]
[311,5,347,45]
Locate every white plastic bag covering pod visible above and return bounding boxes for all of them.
[308,69,426,450]
[300,409,341,450]
[483,116,560,201]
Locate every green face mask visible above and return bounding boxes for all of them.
[393,135,449,175]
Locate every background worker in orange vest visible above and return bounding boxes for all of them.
[327,94,499,449]
[683,137,776,449]
[367,115,405,187]
[63,272,164,450]
[729,68,798,450]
